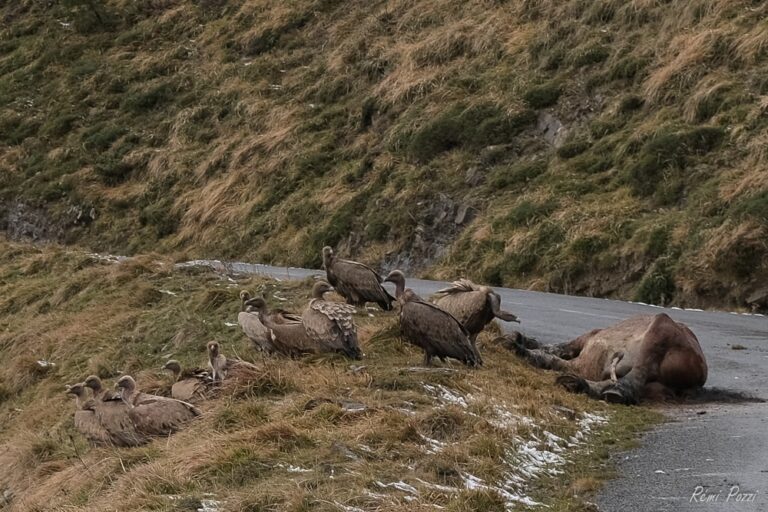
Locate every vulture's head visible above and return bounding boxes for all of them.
[244,297,268,316]
[322,246,334,266]
[207,341,221,357]
[239,290,251,302]
[312,280,334,299]
[84,375,103,393]
[115,375,137,393]
[383,270,406,298]
[162,359,182,377]
[65,383,86,399]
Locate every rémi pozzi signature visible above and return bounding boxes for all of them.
[690,485,759,504]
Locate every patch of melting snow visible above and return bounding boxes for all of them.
[420,434,446,454]
[422,384,468,408]
[198,499,221,512]
[223,321,238,327]
[159,289,177,296]
[375,481,419,495]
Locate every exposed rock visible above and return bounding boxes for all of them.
[746,288,768,312]
[537,112,568,147]
[464,166,484,187]
[454,204,474,225]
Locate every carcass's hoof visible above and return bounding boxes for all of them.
[556,374,589,394]
[602,388,629,404]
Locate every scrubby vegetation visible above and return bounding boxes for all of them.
[1,0,767,311]
[0,240,655,511]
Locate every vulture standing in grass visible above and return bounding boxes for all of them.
[384,270,482,367]
[116,375,201,436]
[207,340,260,383]
[322,246,395,311]
[433,279,519,342]
[66,383,111,446]
[302,281,362,359]
[161,360,212,403]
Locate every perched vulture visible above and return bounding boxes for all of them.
[116,375,201,436]
[302,281,362,359]
[66,382,146,447]
[322,246,395,311]
[383,270,482,367]
[66,383,111,445]
[207,341,260,382]
[161,360,212,403]
[433,279,519,342]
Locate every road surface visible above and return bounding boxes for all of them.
[185,260,768,511]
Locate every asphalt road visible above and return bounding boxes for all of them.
[188,260,768,511]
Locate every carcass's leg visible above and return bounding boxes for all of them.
[422,352,433,367]
[542,331,596,359]
[557,366,648,404]
[503,334,573,372]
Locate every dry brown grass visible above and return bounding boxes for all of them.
[0,239,626,511]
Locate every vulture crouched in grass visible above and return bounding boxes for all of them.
[383,270,482,367]
[116,376,201,436]
[433,279,519,343]
[66,383,112,446]
[322,246,395,311]
[161,360,213,403]
[207,340,260,383]
[238,291,303,354]
[67,381,148,447]
[246,284,362,359]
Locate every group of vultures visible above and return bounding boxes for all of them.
[67,246,710,446]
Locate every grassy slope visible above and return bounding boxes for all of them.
[1,0,766,310]
[0,239,657,511]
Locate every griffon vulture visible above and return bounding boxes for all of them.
[116,375,201,436]
[161,360,212,403]
[322,246,394,311]
[383,270,482,367]
[433,279,519,342]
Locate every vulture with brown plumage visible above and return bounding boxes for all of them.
[161,360,212,403]
[67,382,148,447]
[433,279,519,342]
[84,375,120,401]
[322,246,395,311]
[66,383,112,446]
[116,375,201,436]
[246,298,325,357]
[302,281,362,359]
[383,270,482,367]
[207,340,260,382]
[239,291,275,353]
[247,285,362,359]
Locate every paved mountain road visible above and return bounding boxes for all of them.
[188,260,768,511]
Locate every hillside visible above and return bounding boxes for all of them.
[0,239,654,511]
[1,0,767,310]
